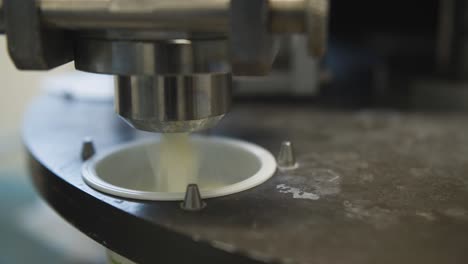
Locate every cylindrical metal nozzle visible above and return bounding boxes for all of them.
[115,74,231,133]
[76,39,231,133]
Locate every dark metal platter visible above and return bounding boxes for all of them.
[24,94,468,264]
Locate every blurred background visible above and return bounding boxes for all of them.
[0,36,106,264]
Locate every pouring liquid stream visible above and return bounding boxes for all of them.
[147,133,199,192]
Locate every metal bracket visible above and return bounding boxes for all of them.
[229,0,274,76]
[4,0,73,70]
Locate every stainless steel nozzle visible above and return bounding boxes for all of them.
[115,74,231,133]
[76,39,232,133]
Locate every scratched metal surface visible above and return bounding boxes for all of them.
[24,95,468,264]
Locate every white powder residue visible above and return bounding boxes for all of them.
[343,200,398,229]
[415,211,437,221]
[276,184,319,200]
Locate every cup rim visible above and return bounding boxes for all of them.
[81,136,277,201]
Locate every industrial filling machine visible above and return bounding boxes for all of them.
[1,0,468,263]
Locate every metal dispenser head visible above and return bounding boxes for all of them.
[1,0,329,132]
[75,38,232,132]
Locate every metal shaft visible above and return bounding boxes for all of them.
[37,0,309,34]
[40,0,230,33]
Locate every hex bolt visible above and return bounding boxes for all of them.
[180,184,206,212]
[81,137,96,161]
[277,141,298,169]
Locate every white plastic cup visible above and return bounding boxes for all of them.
[82,136,276,201]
